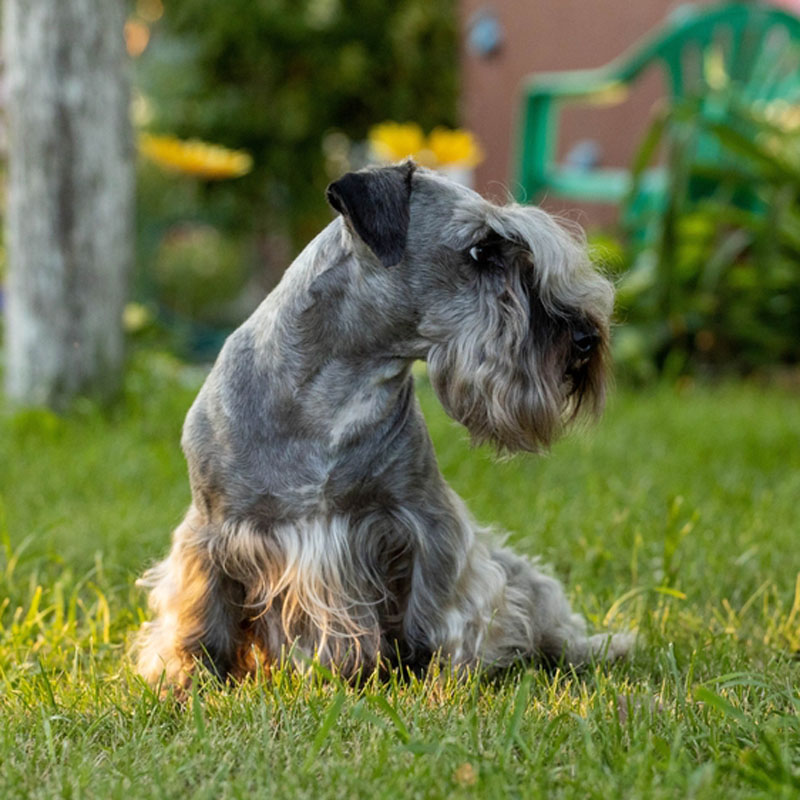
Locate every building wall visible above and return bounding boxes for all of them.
[459,0,715,225]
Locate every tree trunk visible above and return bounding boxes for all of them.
[3,0,134,409]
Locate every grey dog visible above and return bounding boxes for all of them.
[136,161,632,688]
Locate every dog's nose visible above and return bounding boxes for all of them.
[572,327,599,355]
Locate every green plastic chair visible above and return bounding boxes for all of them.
[514,1,800,222]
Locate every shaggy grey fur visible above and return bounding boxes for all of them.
[136,161,632,688]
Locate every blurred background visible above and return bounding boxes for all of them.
[130,0,460,354]
[2,0,800,406]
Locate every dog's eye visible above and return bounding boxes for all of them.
[467,238,505,271]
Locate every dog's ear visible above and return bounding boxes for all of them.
[326,161,415,267]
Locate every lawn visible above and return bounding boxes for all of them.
[1,353,799,799]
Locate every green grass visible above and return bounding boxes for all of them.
[1,353,799,799]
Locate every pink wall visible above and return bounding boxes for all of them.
[459,0,716,225]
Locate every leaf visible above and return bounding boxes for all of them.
[369,695,411,744]
[502,673,531,760]
[303,688,346,770]
[693,686,748,724]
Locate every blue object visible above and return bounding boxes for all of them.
[564,140,602,171]
[468,9,504,58]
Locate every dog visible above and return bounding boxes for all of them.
[136,160,632,688]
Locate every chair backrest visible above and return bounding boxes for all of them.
[620,2,800,103]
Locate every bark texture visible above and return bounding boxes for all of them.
[3,0,133,408]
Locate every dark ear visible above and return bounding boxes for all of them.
[325,161,415,267]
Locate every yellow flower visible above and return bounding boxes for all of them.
[139,134,253,179]
[368,122,427,162]
[427,126,484,168]
[367,122,484,169]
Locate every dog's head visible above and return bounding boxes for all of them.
[326,161,614,452]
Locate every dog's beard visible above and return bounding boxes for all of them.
[425,289,608,454]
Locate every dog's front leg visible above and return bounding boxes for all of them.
[136,509,248,689]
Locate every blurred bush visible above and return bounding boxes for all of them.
[131,0,457,355]
[153,224,246,321]
[136,0,457,247]
[615,91,800,380]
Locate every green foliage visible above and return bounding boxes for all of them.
[153,223,247,321]
[136,0,458,246]
[617,92,800,379]
[2,355,800,797]
[132,1,457,353]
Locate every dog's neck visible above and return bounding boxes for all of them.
[248,219,422,429]
[189,222,428,520]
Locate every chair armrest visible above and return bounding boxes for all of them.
[515,68,632,202]
[512,2,711,203]
[523,68,630,106]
